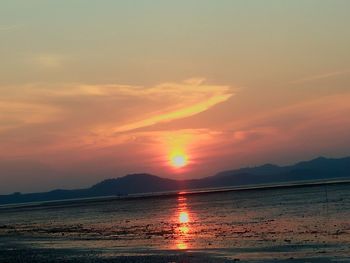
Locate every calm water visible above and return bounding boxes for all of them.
[0,183,350,261]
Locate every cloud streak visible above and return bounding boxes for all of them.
[0,24,22,32]
[29,53,67,69]
[289,69,350,84]
[110,79,233,132]
[0,79,234,158]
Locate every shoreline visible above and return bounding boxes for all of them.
[1,178,349,210]
[0,239,348,263]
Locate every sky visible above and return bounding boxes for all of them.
[1,0,350,194]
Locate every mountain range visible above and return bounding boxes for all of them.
[1,156,350,205]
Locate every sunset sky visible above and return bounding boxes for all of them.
[1,1,350,194]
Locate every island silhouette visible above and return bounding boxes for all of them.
[1,156,349,205]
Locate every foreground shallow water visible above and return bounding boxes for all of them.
[0,183,349,262]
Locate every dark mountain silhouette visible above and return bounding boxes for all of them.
[1,156,350,205]
[89,174,181,195]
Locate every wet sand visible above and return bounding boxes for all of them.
[0,239,347,263]
[0,183,349,262]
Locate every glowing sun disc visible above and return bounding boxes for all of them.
[171,154,188,168]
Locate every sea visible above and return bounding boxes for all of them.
[0,182,349,262]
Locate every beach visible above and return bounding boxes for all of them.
[0,183,349,262]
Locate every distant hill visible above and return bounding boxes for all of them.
[1,156,350,205]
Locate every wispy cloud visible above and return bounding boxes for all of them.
[27,53,67,69]
[0,101,61,131]
[0,79,234,158]
[7,79,234,133]
[0,24,22,32]
[110,79,233,133]
[289,69,350,84]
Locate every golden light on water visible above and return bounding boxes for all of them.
[176,242,188,250]
[179,226,189,234]
[175,194,192,250]
[179,211,189,223]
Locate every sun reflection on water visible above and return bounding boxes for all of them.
[179,225,189,234]
[176,242,188,250]
[179,211,189,223]
[175,194,192,250]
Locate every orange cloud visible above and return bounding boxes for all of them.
[112,89,232,133]
[0,79,234,158]
[0,101,62,132]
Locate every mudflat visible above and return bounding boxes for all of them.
[0,183,349,262]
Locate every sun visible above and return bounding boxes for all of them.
[170,154,188,168]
